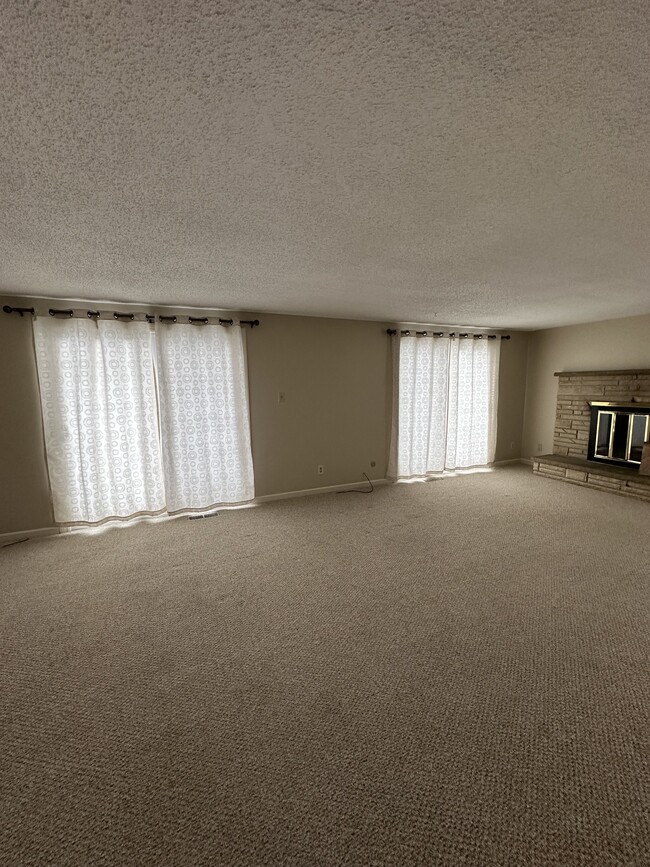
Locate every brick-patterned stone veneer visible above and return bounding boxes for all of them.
[553,369,650,458]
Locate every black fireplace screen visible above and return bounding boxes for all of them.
[588,402,650,466]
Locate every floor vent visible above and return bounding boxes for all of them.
[188,511,220,521]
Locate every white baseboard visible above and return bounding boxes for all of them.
[255,478,389,503]
[0,482,391,542]
[0,526,60,546]
[1,463,544,542]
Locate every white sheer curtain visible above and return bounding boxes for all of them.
[389,335,500,479]
[33,316,255,524]
[446,337,500,470]
[389,335,451,477]
[33,317,165,523]
[154,323,255,512]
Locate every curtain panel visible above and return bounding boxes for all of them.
[33,317,254,524]
[33,318,165,523]
[155,324,255,512]
[388,335,500,479]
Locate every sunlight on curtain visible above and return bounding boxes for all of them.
[155,323,255,512]
[389,335,500,479]
[446,337,500,470]
[390,336,450,477]
[33,317,165,523]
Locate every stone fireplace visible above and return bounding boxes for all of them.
[533,369,650,502]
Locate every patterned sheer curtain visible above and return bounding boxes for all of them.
[389,335,500,479]
[33,316,255,524]
[154,323,255,512]
[446,337,500,470]
[33,317,165,523]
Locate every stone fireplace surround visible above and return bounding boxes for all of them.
[532,369,650,503]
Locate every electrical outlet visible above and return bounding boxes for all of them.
[317,465,324,475]
[537,443,543,453]
[278,391,286,404]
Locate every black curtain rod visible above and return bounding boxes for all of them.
[3,306,259,327]
[49,308,74,318]
[386,329,510,339]
[3,304,35,317]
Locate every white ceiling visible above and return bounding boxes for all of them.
[1,1,649,329]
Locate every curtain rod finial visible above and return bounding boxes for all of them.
[4,304,35,317]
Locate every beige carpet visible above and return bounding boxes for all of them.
[1,466,648,866]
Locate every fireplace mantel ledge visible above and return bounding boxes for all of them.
[554,369,650,377]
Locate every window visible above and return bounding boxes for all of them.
[389,335,500,478]
[33,316,254,524]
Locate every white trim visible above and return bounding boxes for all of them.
[0,526,60,546]
[255,479,390,503]
[0,481,391,541]
[2,463,545,542]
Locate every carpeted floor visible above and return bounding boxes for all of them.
[1,465,648,866]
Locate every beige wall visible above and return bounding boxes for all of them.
[247,314,392,495]
[522,313,650,458]
[494,331,529,463]
[0,295,528,534]
[0,309,54,533]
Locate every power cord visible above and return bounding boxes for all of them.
[337,472,374,494]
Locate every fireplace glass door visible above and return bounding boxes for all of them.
[593,409,649,465]
[630,415,649,463]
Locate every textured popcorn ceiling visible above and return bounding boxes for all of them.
[1,1,649,328]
